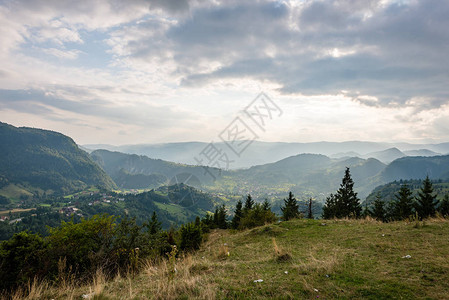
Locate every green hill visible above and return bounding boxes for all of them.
[0,122,116,199]
[378,155,449,183]
[210,154,386,200]
[37,218,449,299]
[91,149,223,189]
[365,179,449,206]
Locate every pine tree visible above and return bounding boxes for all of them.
[307,198,313,219]
[231,200,243,229]
[147,211,162,235]
[393,184,414,220]
[262,199,271,211]
[334,167,361,218]
[361,200,371,218]
[180,222,202,251]
[216,204,228,229]
[243,194,254,212]
[281,191,300,221]
[322,193,336,219]
[371,194,385,222]
[438,194,449,217]
[416,176,438,219]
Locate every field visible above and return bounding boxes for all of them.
[10,218,449,299]
[0,208,35,216]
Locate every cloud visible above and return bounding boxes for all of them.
[0,0,448,144]
[105,0,449,111]
[0,88,198,129]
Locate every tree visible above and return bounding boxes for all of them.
[179,222,202,251]
[262,199,271,211]
[334,167,361,218]
[361,201,371,218]
[322,193,336,219]
[281,192,300,221]
[393,184,414,220]
[146,211,162,235]
[213,205,228,229]
[371,194,385,222]
[231,200,243,229]
[438,194,449,217]
[0,231,48,290]
[243,194,254,213]
[239,203,276,229]
[307,198,313,219]
[416,176,438,219]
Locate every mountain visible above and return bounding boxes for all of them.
[113,169,167,189]
[403,149,441,157]
[212,154,386,200]
[363,147,406,163]
[330,151,361,159]
[83,141,391,169]
[364,179,449,206]
[84,141,449,169]
[90,149,222,188]
[378,155,449,183]
[0,122,116,199]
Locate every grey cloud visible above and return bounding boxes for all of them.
[147,0,190,14]
[117,0,449,110]
[0,88,195,129]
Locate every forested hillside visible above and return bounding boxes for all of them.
[0,122,116,199]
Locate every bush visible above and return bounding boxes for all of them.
[179,222,203,251]
[0,231,48,290]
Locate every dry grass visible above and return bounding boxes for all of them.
[6,218,449,299]
[272,237,292,262]
[7,279,49,300]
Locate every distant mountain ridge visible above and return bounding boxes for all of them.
[84,141,449,169]
[362,148,406,163]
[90,149,222,188]
[0,122,116,197]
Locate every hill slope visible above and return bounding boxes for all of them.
[213,155,386,200]
[42,218,449,299]
[84,141,449,169]
[364,179,449,206]
[378,155,449,183]
[363,147,406,163]
[0,122,116,198]
[91,149,222,188]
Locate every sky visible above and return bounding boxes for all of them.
[0,0,448,145]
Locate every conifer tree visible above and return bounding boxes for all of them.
[281,191,300,221]
[372,194,385,222]
[438,194,449,217]
[147,211,162,235]
[231,200,243,229]
[307,198,313,219]
[416,176,438,219]
[361,200,371,218]
[393,184,414,220]
[262,199,271,211]
[243,194,254,212]
[335,167,361,218]
[322,193,336,219]
[215,204,228,229]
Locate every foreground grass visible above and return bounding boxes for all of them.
[9,218,449,299]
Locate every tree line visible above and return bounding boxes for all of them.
[322,167,449,221]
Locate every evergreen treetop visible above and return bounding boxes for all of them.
[244,194,254,211]
[281,191,300,221]
[416,176,438,219]
[393,184,414,220]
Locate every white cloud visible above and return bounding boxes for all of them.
[0,0,448,144]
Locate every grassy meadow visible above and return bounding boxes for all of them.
[7,218,449,299]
